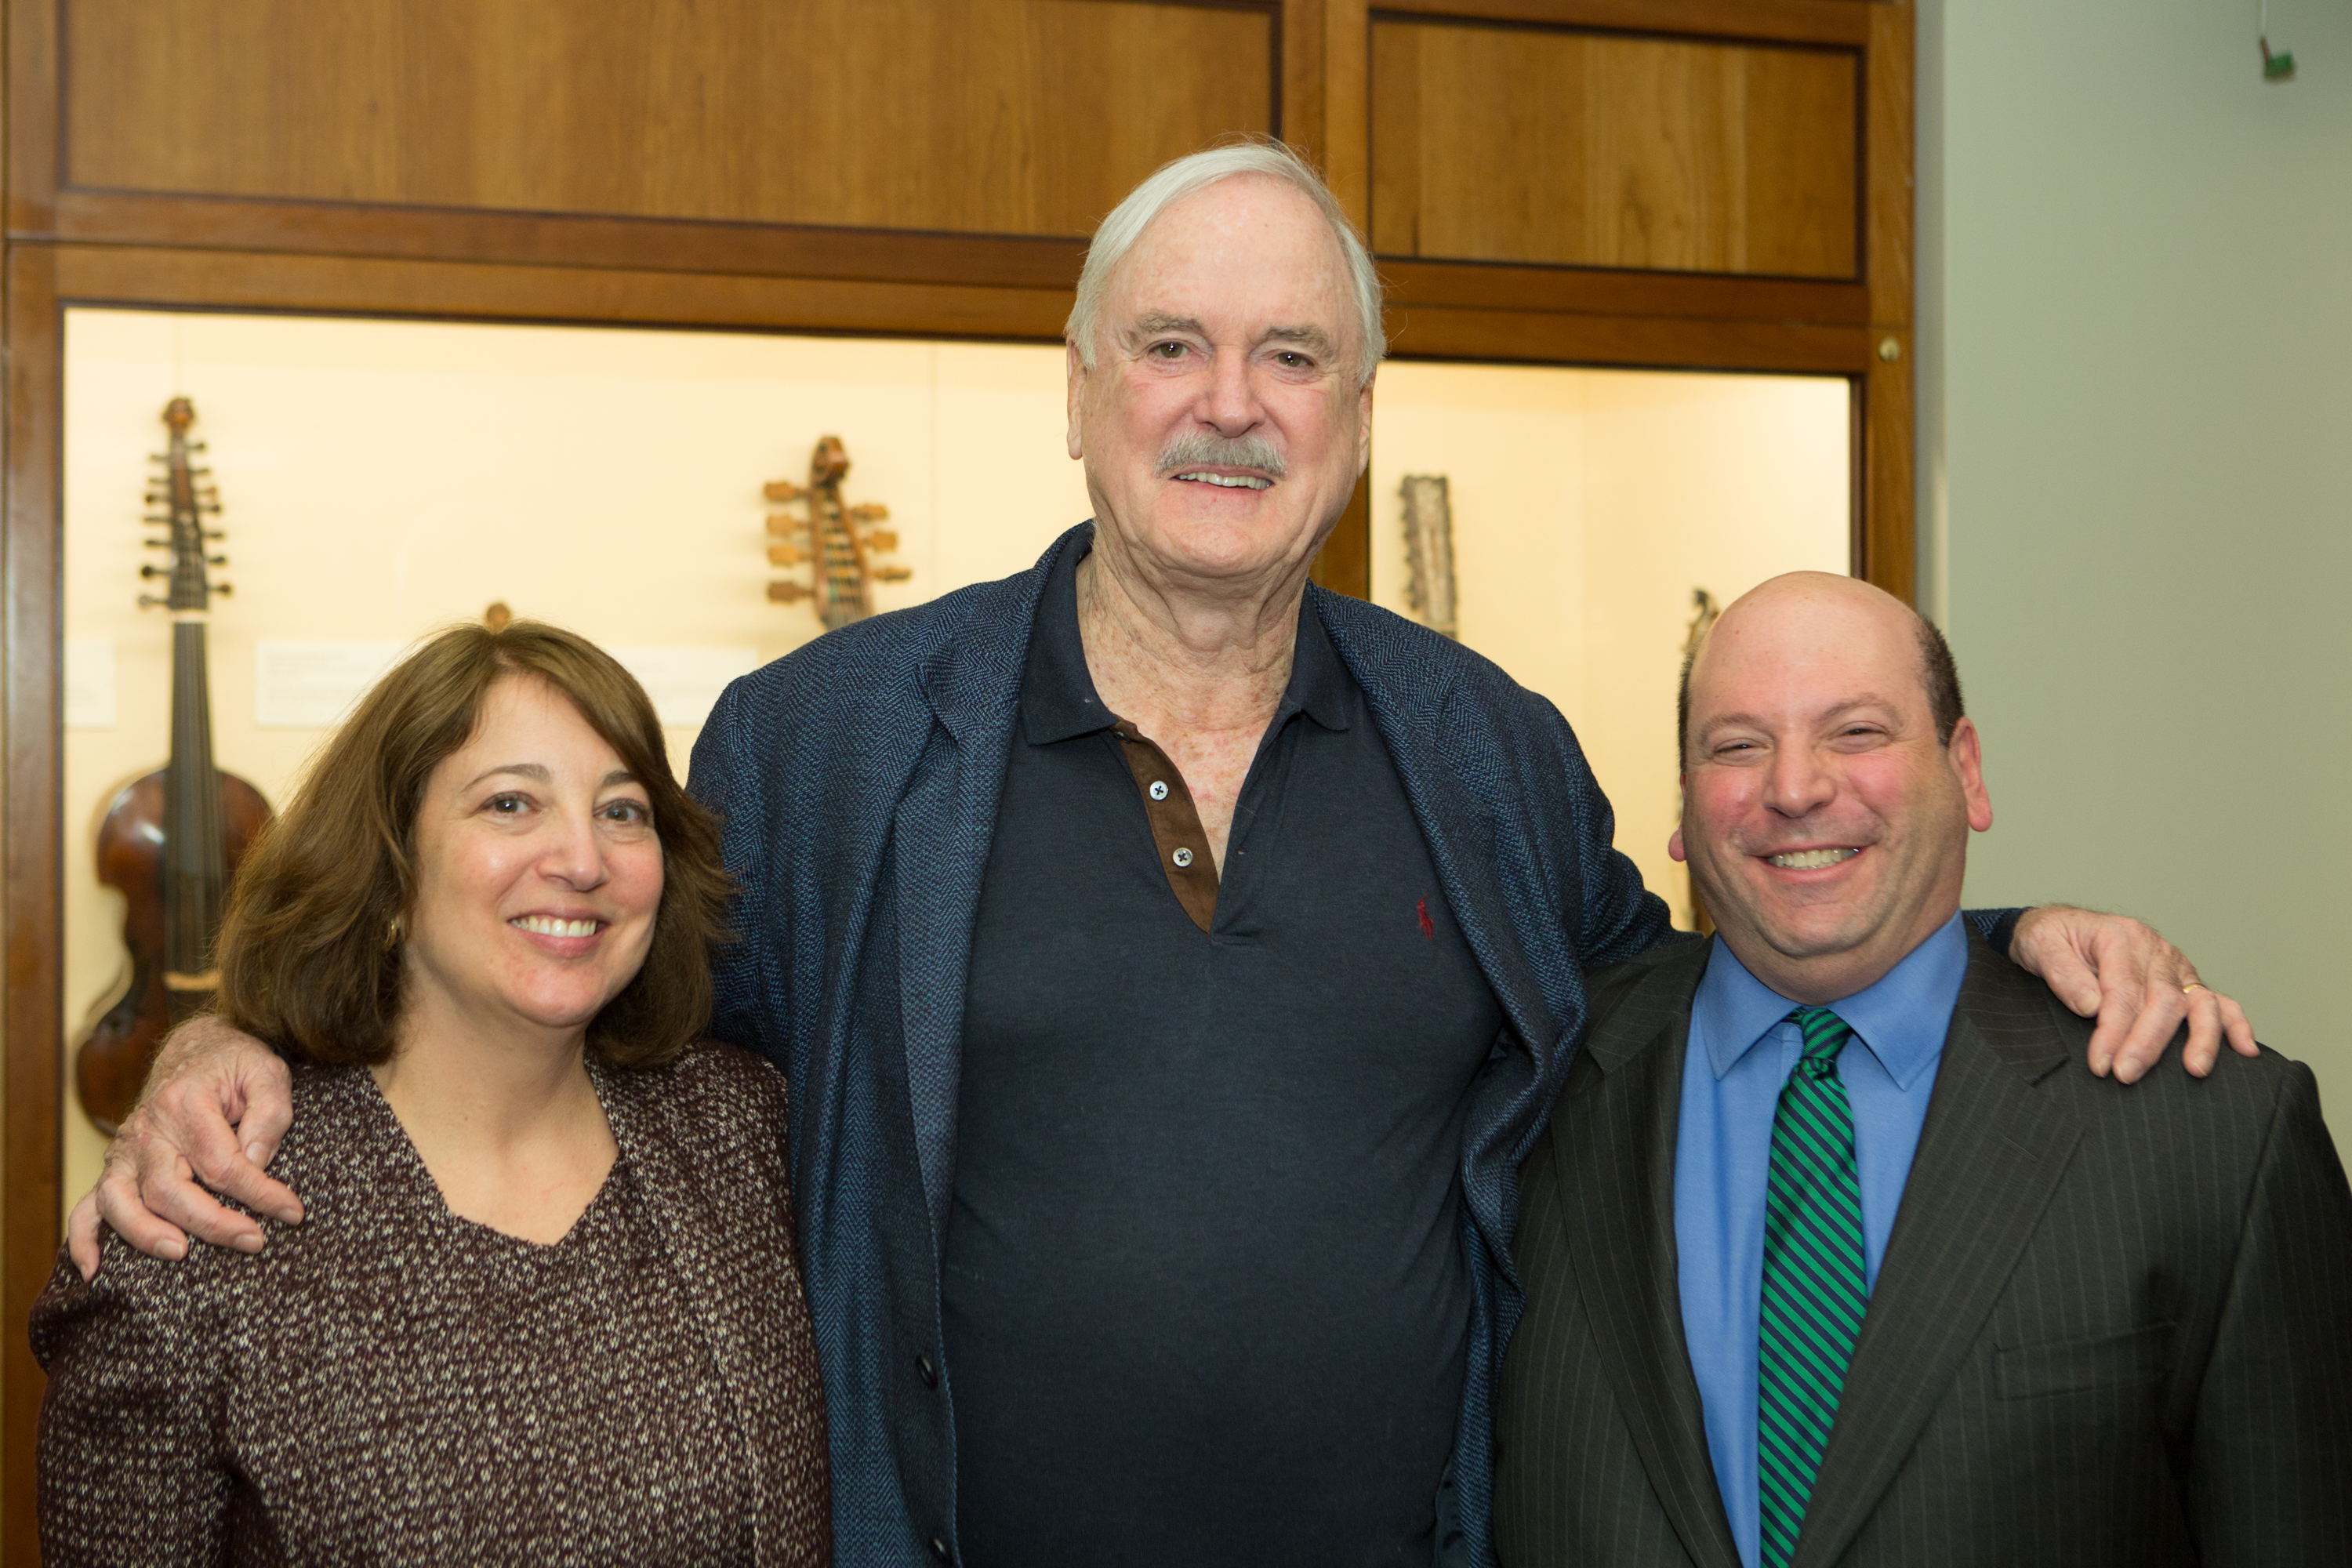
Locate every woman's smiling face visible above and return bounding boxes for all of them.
[400,673,664,1046]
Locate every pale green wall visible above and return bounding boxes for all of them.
[1920,0,2352,1145]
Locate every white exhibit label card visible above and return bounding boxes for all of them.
[609,646,760,729]
[255,641,406,729]
[64,637,117,730]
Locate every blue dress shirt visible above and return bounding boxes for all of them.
[1673,914,1969,1568]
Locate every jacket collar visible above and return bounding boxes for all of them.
[914,524,1080,745]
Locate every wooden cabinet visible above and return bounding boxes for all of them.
[0,3,1912,1552]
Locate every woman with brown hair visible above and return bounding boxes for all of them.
[32,622,829,1565]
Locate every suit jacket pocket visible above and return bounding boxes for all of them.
[1994,1322,2175,1399]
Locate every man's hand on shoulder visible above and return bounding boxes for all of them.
[2009,906,2257,1084]
[67,1014,306,1281]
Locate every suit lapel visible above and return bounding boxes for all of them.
[1791,943,2083,1568]
[1556,946,1744,1568]
[894,532,1068,1252]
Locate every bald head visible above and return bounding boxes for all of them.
[1669,571,1993,1003]
[1679,573,1963,768]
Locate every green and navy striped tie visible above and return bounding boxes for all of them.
[1759,1004,1871,1568]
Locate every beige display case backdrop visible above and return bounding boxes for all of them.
[61,310,1847,1210]
[60,308,1091,1202]
[1369,364,1851,931]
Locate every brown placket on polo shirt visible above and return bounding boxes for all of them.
[1109,718,1219,933]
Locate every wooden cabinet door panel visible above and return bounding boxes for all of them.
[1370,16,1858,279]
[64,0,1276,238]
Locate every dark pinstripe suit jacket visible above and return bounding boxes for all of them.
[1495,933,2352,1567]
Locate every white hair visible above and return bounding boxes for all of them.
[1065,138,1386,387]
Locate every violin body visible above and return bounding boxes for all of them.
[78,768,271,1134]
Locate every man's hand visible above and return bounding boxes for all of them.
[2009,906,2257,1083]
[67,1014,305,1280]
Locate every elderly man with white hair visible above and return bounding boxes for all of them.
[81,141,2250,1568]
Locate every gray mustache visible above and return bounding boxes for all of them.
[1156,431,1287,480]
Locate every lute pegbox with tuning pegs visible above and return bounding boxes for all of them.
[763,434,912,631]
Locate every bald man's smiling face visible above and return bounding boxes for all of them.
[1671,576,1994,1004]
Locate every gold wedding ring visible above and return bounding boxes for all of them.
[2183,982,2212,996]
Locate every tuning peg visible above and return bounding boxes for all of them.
[768,544,809,567]
[764,481,807,503]
[143,537,173,550]
[136,593,166,609]
[140,564,169,579]
[863,529,899,553]
[202,530,225,540]
[188,441,207,452]
[767,581,812,604]
[848,503,890,522]
[207,554,227,567]
[873,566,914,583]
[212,583,234,598]
[764,512,808,537]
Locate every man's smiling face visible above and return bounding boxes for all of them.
[1671,573,1994,1004]
[1066,172,1371,593]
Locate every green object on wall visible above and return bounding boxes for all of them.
[2262,42,2296,81]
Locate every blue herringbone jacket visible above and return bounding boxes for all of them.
[690,524,1676,1566]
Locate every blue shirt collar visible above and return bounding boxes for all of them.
[1693,913,1969,1091]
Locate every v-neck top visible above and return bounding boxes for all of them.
[942,539,1506,1567]
[34,1044,831,1566]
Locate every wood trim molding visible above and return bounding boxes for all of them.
[2,241,64,1568]
[1368,0,1874,47]
[1865,2,1915,328]
[1323,0,1372,227]
[4,0,61,234]
[1862,346,1915,600]
[1383,259,1869,326]
[42,191,1091,292]
[49,244,1076,342]
[1387,304,1873,373]
[1309,472,1372,597]
[1859,0,1915,601]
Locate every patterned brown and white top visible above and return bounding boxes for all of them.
[33,1042,830,1566]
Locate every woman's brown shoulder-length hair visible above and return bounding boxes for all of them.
[214,621,733,1070]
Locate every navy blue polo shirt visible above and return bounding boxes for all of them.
[942,539,1505,1566]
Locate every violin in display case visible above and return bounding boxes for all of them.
[75,397,272,1134]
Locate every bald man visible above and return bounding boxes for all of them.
[1495,575,2352,1568]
